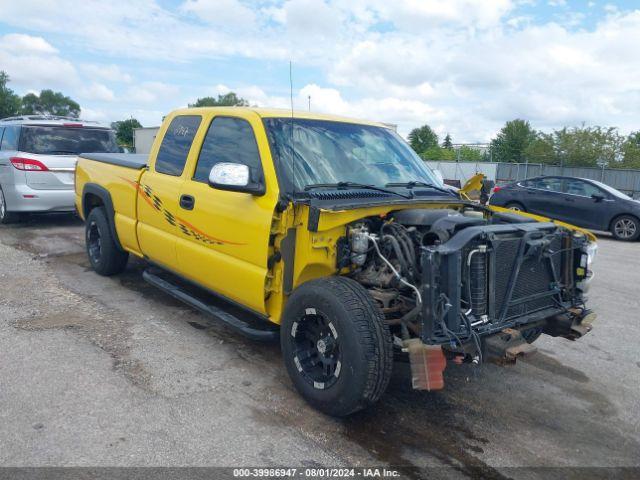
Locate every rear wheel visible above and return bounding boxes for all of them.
[0,186,21,224]
[281,277,393,417]
[611,215,639,241]
[505,202,526,212]
[85,207,129,275]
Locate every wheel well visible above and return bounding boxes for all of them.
[81,184,124,252]
[83,192,104,218]
[505,201,526,210]
[609,213,639,231]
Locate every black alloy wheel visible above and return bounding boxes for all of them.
[291,307,342,390]
[86,220,102,265]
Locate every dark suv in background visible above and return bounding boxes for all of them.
[490,176,640,241]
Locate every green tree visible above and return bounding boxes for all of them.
[408,124,438,154]
[442,133,453,150]
[523,132,556,164]
[0,71,21,118]
[457,145,483,162]
[189,92,249,107]
[489,119,536,163]
[111,118,143,148]
[552,126,623,168]
[21,89,80,117]
[616,131,640,169]
[420,146,455,161]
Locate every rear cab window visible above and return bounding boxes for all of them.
[19,126,120,154]
[193,116,263,183]
[155,115,202,176]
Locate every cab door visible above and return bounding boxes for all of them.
[175,114,279,314]
[136,114,203,271]
[524,177,567,219]
[558,178,607,230]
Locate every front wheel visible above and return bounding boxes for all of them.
[505,202,526,212]
[281,277,393,417]
[611,215,639,241]
[85,207,129,276]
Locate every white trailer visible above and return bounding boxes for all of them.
[133,127,160,154]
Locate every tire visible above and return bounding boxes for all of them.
[0,186,21,224]
[610,215,640,241]
[85,207,129,276]
[521,327,543,344]
[281,276,393,417]
[505,202,526,212]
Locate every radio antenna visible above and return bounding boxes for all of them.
[289,60,296,199]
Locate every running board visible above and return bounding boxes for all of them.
[142,269,279,342]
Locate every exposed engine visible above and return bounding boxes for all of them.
[351,208,485,285]
[344,206,594,365]
[348,209,485,341]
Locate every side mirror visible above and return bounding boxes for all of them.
[208,163,265,195]
[591,193,605,202]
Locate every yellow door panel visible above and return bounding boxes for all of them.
[175,113,279,315]
[137,114,204,270]
[174,189,272,313]
[136,173,184,269]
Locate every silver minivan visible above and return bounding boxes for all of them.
[0,116,121,223]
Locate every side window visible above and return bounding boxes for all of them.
[0,127,4,147]
[564,179,601,197]
[155,115,201,176]
[0,126,19,151]
[532,177,563,192]
[193,117,262,183]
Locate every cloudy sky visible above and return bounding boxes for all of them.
[0,0,639,141]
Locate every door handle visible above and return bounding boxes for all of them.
[180,194,195,210]
[564,197,574,202]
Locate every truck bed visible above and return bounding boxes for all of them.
[80,153,148,170]
[75,153,148,256]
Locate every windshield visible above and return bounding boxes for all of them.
[263,118,440,192]
[20,126,121,155]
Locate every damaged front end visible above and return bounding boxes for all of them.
[344,207,597,390]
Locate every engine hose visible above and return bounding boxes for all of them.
[382,234,410,278]
[395,226,417,268]
[369,235,422,305]
[387,223,416,265]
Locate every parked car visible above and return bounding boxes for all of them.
[74,107,597,416]
[0,115,121,224]
[490,176,640,241]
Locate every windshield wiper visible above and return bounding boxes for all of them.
[386,181,454,196]
[305,181,412,199]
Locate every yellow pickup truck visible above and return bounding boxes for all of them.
[75,107,597,416]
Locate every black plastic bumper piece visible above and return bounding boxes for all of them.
[143,269,279,342]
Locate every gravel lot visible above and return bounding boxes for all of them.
[0,214,638,478]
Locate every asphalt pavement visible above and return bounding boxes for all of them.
[0,214,638,479]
